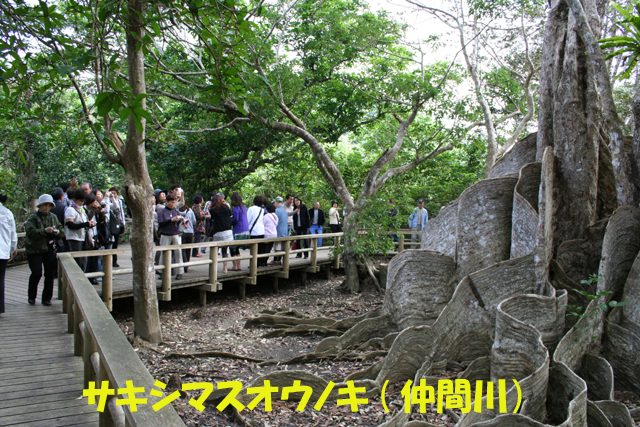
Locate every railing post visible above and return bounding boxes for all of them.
[67,288,75,334]
[333,235,341,269]
[311,236,318,270]
[209,243,218,285]
[399,234,405,252]
[102,254,113,311]
[283,239,290,273]
[83,328,97,388]
[97,361,116,427]
[250,242,258,278]
[74,303,83,357]
[61,272,68,314]
[57,257,63,300]
[162,249,172,301]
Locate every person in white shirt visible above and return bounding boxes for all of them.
[0,191,18,316]
[179,205,197,272]
[65,189,96,272]
[246,195,267,267]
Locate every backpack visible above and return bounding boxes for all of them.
[109,210,123,236]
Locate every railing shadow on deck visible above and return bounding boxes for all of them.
[57,252,186,427]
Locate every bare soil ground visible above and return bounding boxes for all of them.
[114,272,640,427]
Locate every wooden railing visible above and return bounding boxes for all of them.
[57,252,186,427]
[16,218,132,254]
[396,229,423,251]
[65,232,343,310]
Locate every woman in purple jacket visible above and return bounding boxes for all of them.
[229,192,249,271]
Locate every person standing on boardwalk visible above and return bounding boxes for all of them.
[65,189,95,272]
[25,194,65,306]
[273,197,289,265]
[329,201,342,233]
[247,196,267,267]
[156,194,184,280]
[292,197,310,259]
[309,201,325,247]
[209,194,234,274]
[0,191,18,316]
[408,198,428,244]
[230,192,249,271]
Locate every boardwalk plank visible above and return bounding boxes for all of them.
[0,390,84,410]
[0,395,92,417]
[5,412,98,427]
[0,264,98,427]
[0,404,97,426]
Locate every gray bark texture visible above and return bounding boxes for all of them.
[123,0,162,342]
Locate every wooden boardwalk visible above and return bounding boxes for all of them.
[0,264,99,426]
[84,242,338,302]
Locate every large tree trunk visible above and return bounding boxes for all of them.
[629,80,640,205]
[122,0,162,343]
[340,215,382,294]
[536,0,616,249]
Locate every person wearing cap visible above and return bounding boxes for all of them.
[0,191,18,316]
[329,200,341,233]
[408,198,428,244]
[25,194,65,306]
[155,190,167,212]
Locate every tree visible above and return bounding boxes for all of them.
[239,0,469,292]
[0,0,259,341]
[407,0,541,175]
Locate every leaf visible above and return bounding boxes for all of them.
[120,107,133,121]
[18,150,27,167]
[97,98,113,116]
[134,107,152,121]
[150,21,161,37]
[57,64,76,76]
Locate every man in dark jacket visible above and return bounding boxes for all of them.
[309,202,325,247]
[156,195,184,280]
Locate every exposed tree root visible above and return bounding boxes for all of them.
[244,314,337,329]
[258,350,388,367]
[165,351,265,363]
[260,325,344,338]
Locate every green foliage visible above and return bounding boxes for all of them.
[341,198,397,257]
[600,2,640,80]
[567,275,631,332]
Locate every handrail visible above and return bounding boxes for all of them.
[57,253,186,427]
[65,232,344,309]
[60,228,421,310]
[396,229,423,252]
[15,218,132,254]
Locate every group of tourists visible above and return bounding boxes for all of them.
[0,182,126,311]
[0,180,429,315]
[152,187,344,277]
